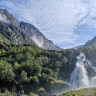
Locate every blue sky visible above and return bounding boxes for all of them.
[0,0,96,48]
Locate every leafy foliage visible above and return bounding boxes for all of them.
[0,44,76,95]
[0,60,14,82]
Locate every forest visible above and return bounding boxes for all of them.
[0,42,76,95]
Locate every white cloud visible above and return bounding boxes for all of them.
[0,12,10,24]
[0,0,96,48]
[32,35,44,48]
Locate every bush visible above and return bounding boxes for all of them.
[29,76,39,84]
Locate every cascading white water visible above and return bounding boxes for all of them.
[69,52,96,89]
[69,53,89,89]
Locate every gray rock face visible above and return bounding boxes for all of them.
[0,22,36,45]
[0,9,19,27]
[20,22,59,50]
[0,9,60,50]
[84,36,96,47]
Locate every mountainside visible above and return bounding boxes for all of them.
[84,36,96,47]
[0,9,59,50]
[0,21,36,45]
[20,22,59,50]
[0,9,19,27]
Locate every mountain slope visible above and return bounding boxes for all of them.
[0,22,36,45]
[20,22,59,50]
[0,9,59,50]
[84,36,96,47]
[0,9,19,27]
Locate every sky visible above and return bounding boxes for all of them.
[0,0,96,48]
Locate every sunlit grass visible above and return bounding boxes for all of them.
[54,88,96,96]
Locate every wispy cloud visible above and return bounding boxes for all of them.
[0,0,96,48]
[0,12,10,24]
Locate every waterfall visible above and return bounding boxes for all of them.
[69,52,96,89]
[69,53,90,89]
[70,54,73,75]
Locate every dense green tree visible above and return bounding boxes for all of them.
[0,60,14,82]
[20,70,27,83]
[13,62,20,71]
[0,44,77,94]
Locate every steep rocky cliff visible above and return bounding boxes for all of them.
[20,22,59,50]
[0,9,59,50]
